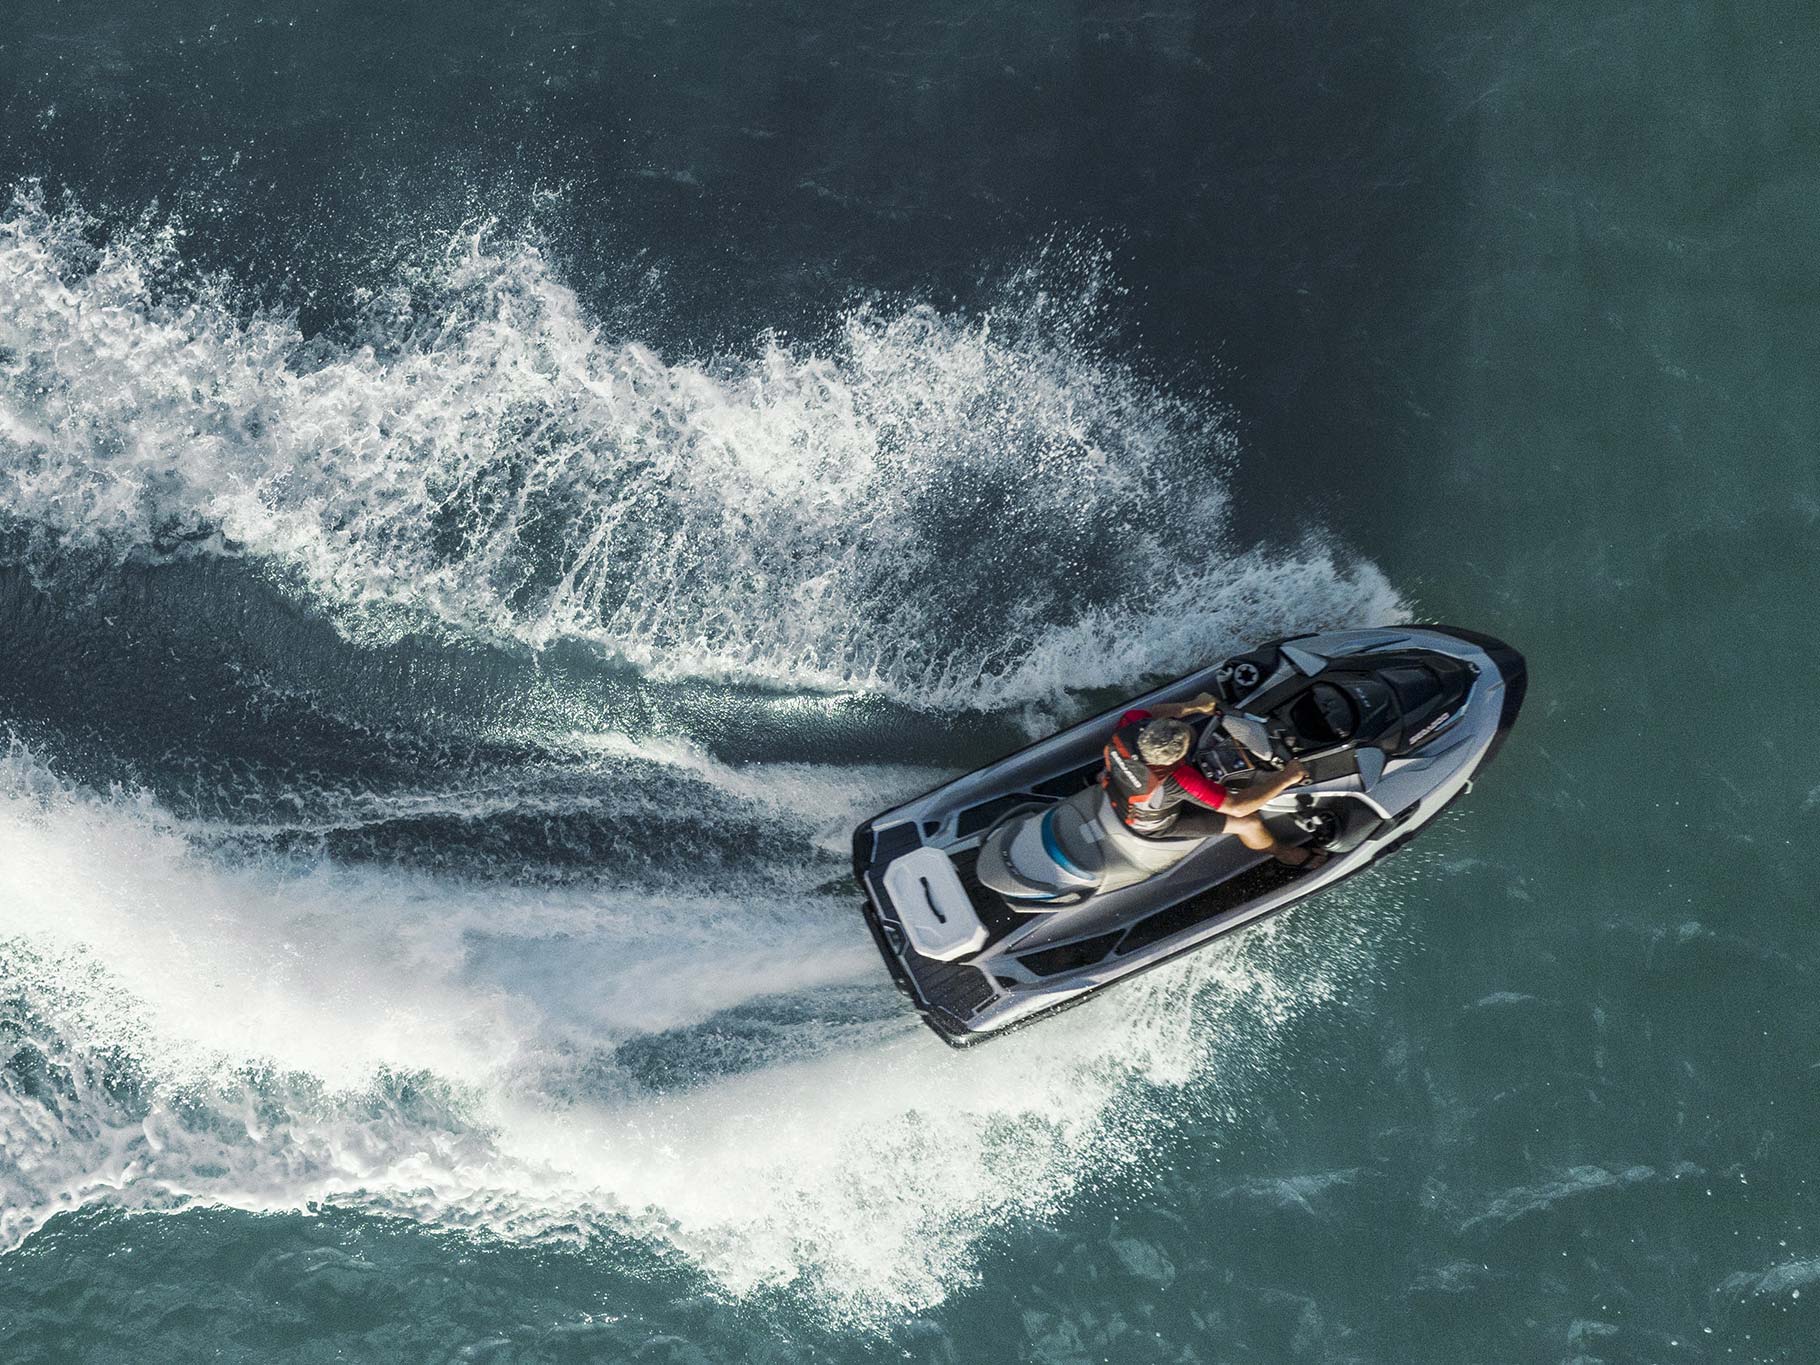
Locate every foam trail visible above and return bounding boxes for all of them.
[167,740,945,870]
[1,187,1409,1322]
[0,190,1404,710]
[0,743,1392,1321]
[559,729,947,851]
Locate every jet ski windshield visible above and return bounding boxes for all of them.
[1218,711,1275,759]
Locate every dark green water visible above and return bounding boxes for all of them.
[2,2,1816,1361]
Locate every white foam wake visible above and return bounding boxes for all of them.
[0,185,1409,1321]
[0,189,1403,711]
[0,742,1393,1322]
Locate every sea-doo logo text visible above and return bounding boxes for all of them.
[1409,710,1454,746]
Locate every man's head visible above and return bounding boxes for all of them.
[1137,717,1195,767]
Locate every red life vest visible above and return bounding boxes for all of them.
[1103,710,1230,835]
[1104,717,1189,835]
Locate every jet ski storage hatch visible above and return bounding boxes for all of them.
[882,846,989,960]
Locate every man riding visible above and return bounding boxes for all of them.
[1101,691,1322,866]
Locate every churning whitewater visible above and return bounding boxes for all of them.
[0,189,1408,1321]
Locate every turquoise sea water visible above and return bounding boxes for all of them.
[2,2,1817,1360]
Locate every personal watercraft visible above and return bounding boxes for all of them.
[852,625,1526,1045]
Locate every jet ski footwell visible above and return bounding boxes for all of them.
[852,625,1527,1045]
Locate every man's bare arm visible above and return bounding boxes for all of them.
[1143,691,1221,721]
[1218,758,1308,818]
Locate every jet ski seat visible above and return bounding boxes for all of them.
[976,783,1216,904]
[974,790,1103,905]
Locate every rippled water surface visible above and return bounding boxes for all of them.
[2,1,1816,1360]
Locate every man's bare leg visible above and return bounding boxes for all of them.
[1225,812,1281,853]
[1213,759,1318,865]
[1226,812,1320,866]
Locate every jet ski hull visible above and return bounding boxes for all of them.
[852,625,1527,1045]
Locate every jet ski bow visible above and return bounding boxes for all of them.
[852,625,1526,1045]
